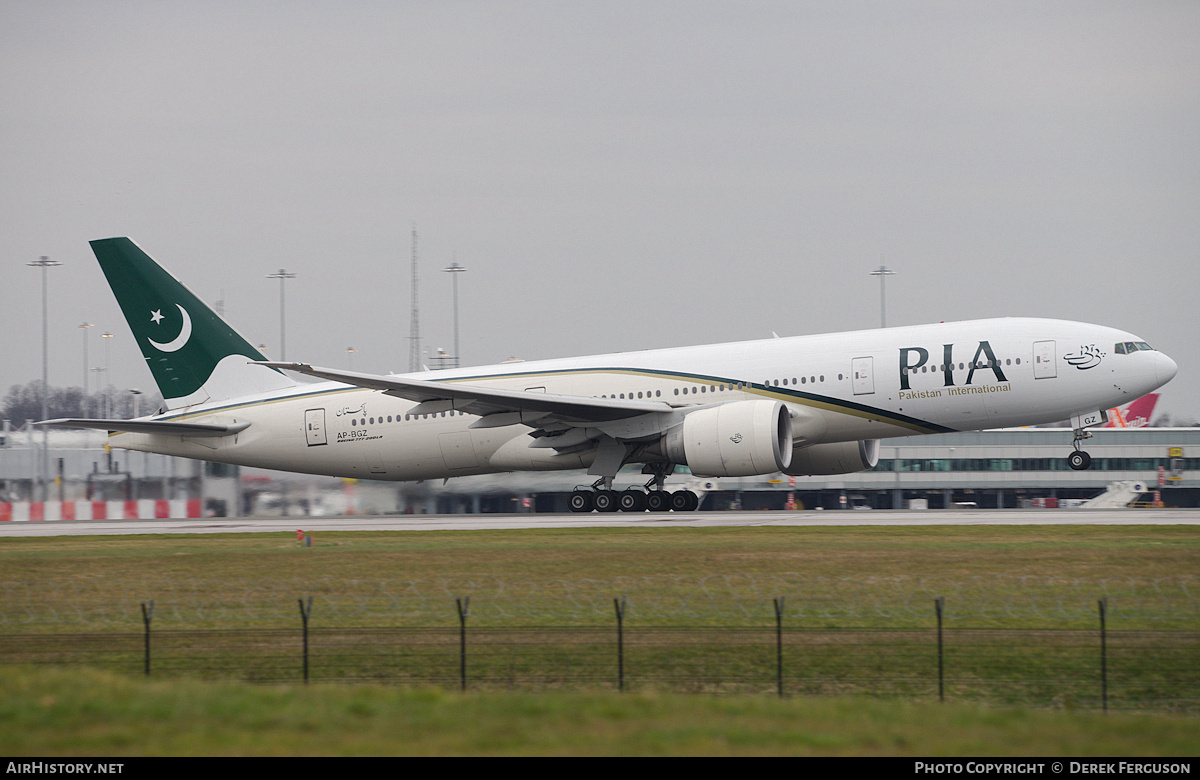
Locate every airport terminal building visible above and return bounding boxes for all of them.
[2,423,1197,516]
[693,428,1200,512]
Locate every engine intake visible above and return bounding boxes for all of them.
[662,400,793,477]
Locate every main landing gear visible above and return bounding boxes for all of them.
[568,475,700,513]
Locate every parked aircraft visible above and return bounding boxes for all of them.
[1103,392,1160,428]
[41,238,1178,512]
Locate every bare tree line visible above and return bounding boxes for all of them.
[2,381,163,423]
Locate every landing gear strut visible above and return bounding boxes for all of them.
[1068,428,1093,471]
[589,476,619,513]
[641,469,672,513]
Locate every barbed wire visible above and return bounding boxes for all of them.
[1,574,1195,626]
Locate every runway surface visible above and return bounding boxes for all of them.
[1,508,1198,536]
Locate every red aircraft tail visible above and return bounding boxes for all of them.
[1105,393,1160,428]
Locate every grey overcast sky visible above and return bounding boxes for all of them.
[2,1,1198,420]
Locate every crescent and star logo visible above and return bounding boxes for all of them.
[147,304,193,353]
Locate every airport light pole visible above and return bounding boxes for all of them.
[870,265,895,328]
[28,256,61,501]
[442,260,466,368]
[79,323,93,417]
[129,386,144,500]
[90,367,105,415]
[266,269,296,361]
[346,346,356,370]
[101,332,114,418]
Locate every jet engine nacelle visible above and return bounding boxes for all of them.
[662,400,793,477]
[784,439,880,476]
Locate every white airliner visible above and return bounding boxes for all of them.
[41,238,1179,512]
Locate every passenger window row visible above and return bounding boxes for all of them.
[768,375,826,387]
[600,383,749,399]
[904,359,1022,375]
[350,410,467,426]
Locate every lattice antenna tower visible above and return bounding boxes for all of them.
[408,225,421,372]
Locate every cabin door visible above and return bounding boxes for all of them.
[1033,340,1057,379]
[852,357,874,395]
[305,408,327,446]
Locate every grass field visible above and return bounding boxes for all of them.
[1,525,1197,754]
[2,665,1198,756]
[1,526,1196,628]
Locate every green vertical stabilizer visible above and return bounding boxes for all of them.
[90,237,295,408]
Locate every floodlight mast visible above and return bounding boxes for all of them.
[870,264,895,328]
[408,227,421,372]
[443,259,466,368]
[27,256,61,501]
[266,269,296,361]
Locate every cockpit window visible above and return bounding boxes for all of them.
[1115,341,1154,354]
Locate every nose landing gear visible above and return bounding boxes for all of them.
[1068,427,1093,471]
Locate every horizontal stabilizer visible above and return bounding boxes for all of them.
[36,418,251,438]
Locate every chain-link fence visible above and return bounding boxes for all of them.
[3,620,1196,710]
[1,576,1196,711]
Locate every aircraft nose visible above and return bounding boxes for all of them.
[1155,351,1179,386]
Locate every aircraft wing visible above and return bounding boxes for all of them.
[256,361,675,426]
[36,419,251,437]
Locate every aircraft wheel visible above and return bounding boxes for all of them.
[646,491,670,512]
[568,490,594,513]
[618,490,647,512]
[594,490,620,513]
[1068,450,1092,471]
[669,490,698,512]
